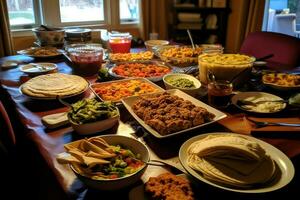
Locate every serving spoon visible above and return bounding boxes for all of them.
[237,99,288,106]
[132,158,185,174]
[187,29,195,50]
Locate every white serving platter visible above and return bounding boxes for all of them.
[121,89,227,138]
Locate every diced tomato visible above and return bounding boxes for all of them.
[109,174,118,179]
[125,157,133,165]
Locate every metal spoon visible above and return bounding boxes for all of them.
[247,117,300,128]
[237,99,288,106]
[132,158,185,174]
[207,69,216,83]
[187,29,195,50]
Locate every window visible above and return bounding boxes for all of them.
[262,0,299,37]
[119,0,139,23]
[7,0,140,31]
[7,0,40,29]
[59,0,104,23]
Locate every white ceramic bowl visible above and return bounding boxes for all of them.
[163,73,201,97]
[144,40,169,52]
[32,27,65,45]
[69,108,120,135]
[70,135,150,190]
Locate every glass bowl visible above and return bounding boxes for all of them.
[198,53,255,86]
[67,43,104,76]
[154,45,223,67]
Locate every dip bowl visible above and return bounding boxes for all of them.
[163,73,201,97]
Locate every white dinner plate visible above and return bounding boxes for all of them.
[20,63,58,76]
[121,89,227,139]
[231,92,287,114]
[262,73,300,91]
[19,80,89,100]
[179,132,295,193]
[17,47,64,58]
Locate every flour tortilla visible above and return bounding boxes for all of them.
[187,134,276,188]
[21,73,88,98]
[188,134,266,161]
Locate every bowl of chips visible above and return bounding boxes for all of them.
[57,135,150,190]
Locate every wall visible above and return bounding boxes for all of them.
[13,36,36,51]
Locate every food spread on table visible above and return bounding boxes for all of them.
[20,73,88,98]
[57,137,145,180]
[145,173,194,200]
[262,73,300,87]
[132,92,215,135]
[91,79,162,102]
[68,99,118,125]
[9,40,297,197]
[111,62,171,78]
[187,134,277,188]
[109,51,153,62]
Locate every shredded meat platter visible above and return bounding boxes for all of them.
[121,89,227,138]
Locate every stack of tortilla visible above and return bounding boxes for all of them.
[187,134,277,188]
[21,73,88,98]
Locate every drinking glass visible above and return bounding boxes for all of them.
[207,80,233,108]
[108,32,132,53]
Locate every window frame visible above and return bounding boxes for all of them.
[10,0,140,36]
[119,0,140,24]
[8,0,42,30]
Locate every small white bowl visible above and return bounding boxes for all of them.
[144,40,169,51]
[69,108,120,135]
[163,73,201,97]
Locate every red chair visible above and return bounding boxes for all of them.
[240,31,300,70]
[0,101,16,154]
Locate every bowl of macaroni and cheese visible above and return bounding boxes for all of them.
[198,54,255,86]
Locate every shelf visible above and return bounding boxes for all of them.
[173,28,218,33]
[170,4,230,47]
[174,6,230,13]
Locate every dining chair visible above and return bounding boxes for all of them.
[0,100,24,200]
[0,100,16,155]
[240,31,300,70]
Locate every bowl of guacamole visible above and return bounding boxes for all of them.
[163,73,201,96]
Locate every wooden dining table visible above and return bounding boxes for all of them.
[0,53,300,200]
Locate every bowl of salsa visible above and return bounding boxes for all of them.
[67,43,104,76]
